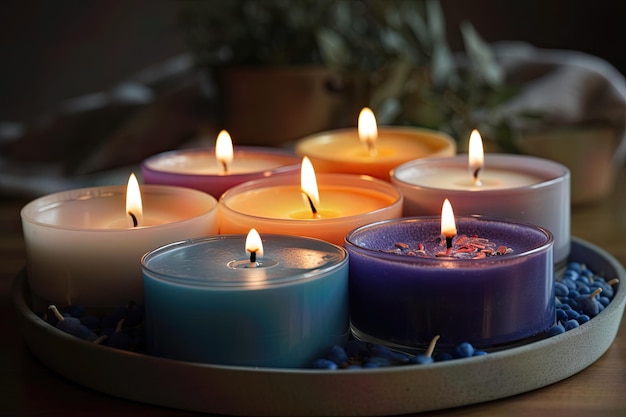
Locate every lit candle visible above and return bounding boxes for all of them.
[294,107,456,180]
[219,159,403,245]
[142,231,349,368]
[141,130,300,198]
[391,130,570,268]
[21,176,219,308]
[345,200,555,349]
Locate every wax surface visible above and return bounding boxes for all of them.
[142,147,300,198]
[144,149,294,174]
[223,184,396,218]
[399,166,543,189]
[345,217,555,348]
[219,174,403,245]
[142,235,349,368]
[392,154,570,266]
[21,185,219,308]
[295,127,455,180]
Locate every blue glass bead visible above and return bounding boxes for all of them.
[546,324,565,337]
[325,345,349,367]
[567,262,584,274]
[452,342,475,358]
[561,278,577,290]
[409,355,434,365]
[556,309,568,321]
[312,358,338,369]
[576,314,590,324]
[568,289,580,300]
[575,282,590,294]
[563,319,580,331]
[565,309,580,320]
[554,281,569,297]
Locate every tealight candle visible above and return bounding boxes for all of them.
[219,158,403,245]
[142,231,349,368]
[345,201,555,349]
[294,107,456,180]
[21,177,219,308]
[141,130,301,198]
[391,130,570,267]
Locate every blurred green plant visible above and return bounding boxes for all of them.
[178,0,525,150]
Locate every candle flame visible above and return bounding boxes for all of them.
[468,129,484,186]
[441,199,457,239]
[245,228,264,265]
[358,107,378,156]
[215,130,234,172]
[126,173,143,228]
[300,156,320,215]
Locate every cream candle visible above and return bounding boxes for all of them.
[391,132,570,267]
[21,179,219,308]
[294,107,456,180]
[141,130,300,198]
[219,162,403,245]
[142,231,349,368]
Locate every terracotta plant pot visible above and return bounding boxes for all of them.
[212,66,370,147]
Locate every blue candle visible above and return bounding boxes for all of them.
[142,233,349,368]
[345,216,555,349]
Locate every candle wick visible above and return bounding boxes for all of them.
[221,160,229,174]
[366,139,377,157]
[249,250,258,268]
[128,211,138,227]
[444,236,455,256]
[303,192,319,217]
[473,168,482,186]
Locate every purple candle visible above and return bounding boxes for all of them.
[344,212,555,349]
[141,133,300,198]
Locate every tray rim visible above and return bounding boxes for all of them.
[12,236,626,416]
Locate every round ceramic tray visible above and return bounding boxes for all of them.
[13,237,625,416]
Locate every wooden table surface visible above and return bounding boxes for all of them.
[1,167,625,417]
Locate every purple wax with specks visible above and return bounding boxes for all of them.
[345,216,555,349]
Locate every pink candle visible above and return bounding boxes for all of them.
[142,132,300,198]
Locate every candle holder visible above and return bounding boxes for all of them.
[344,216,555,349]
[391,154,570,269]
[141,146,301,198]
[219,173,403,245]
[21,185,219,308]
[141,234,349,368]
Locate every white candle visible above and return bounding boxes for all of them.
[391,153,570,267]
[21,183,219,308]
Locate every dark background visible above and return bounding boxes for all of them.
[0,0,623,127]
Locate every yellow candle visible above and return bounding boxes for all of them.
[219,173,403,245]
[295,108,456,180]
